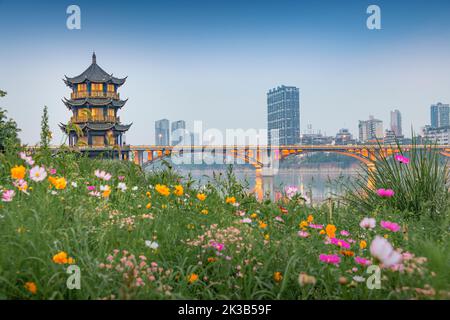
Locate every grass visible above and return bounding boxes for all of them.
[0,147,449,300]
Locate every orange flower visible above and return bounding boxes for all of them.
[101,186,111,198]
[319,230,326,235]
[146,191,151,198]
[259,221,268,229]
[273,272,283,283]
[225,196,236,204]
[11,165,26,180]
[197,193,206,201]
[360,240,367,249]
[201,209,209,215]
[250,213,257,219]
[146,202,152,209]
[155,184,170,196]
[24,282,37,294]
[52,251,68,264]
[299,221,308,229]
[207,257,216,263]
[173,185,184,196]
[307,215,314,223]
[340,250,355,257]
[325,224,336,238]
[49,176,67,190]
[188,273,199,284]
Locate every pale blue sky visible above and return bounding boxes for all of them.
[0,0,450,145]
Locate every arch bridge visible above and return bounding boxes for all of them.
[130,144,450,174]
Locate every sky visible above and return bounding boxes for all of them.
[0,0,450,145]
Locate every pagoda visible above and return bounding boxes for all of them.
[60,53,132,159]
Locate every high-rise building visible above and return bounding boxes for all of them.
[390,109,402,137]
[267,85,300,145]
[431,102,450,128]
[155,119,170,146]
[171,120,186,146]
[358,115,383,143]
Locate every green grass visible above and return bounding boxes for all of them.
[0,148,448,300]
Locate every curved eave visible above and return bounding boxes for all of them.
[62,98,128,108]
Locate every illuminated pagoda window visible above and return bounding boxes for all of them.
[60,52,132,159]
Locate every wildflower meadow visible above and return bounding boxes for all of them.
[0,144,449,300]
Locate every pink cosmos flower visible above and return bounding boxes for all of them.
[241,218,252,224]
[94,169,112,181]
[370,236,402,267]
[354,256,372,266]
[19,152,35,166]
[394,154,410,164]
[359,217,376,230]
[340,230,350,236]
[210,241,225,251]
[319,254,341,265]
[1,189,15,202]
[29,165,47,182]
[285,186,299,199]
[13,179,28,194]
[298,231,309,238]
[275,216,284,223]
[380,220,401,232]
[49,168,57,175]
[88,191,101,197]
[309,224,324,229]
[376,188,395,198]
[118,175,125,181]
[87,186,96,191]
[330,237,351,249]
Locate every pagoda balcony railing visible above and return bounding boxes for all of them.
[71,116,119,123]
[71,91,120,100]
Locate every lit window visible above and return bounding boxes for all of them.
[91,83,103,91]
[77,84,87,92]
[107,84,115,92]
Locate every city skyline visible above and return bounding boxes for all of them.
[1,0,450,145]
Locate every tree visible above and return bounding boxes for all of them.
[40,105,51,149]
[0,90,21,152]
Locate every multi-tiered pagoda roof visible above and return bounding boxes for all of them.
[60,53,132,159]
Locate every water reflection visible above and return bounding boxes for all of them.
[169,167,360,203]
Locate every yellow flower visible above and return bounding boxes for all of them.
[384,234,389,239]
[264,234,270,240]
[273,272,283,283]
[225,196,236,204]
[250,213,257,219]
[326,224,336,238]
[259,221,268,229]
[11,165,26,180]
[52,251,68,264]
[146,191,151,198]
[360,240,367,249]
[24,282,37,294]
[155,184,170,196]
[201,209,209,215]
[187,223,195,229]
[307,215,314,223]
[17,226,26,234]
[146,202,152,209]
[197,193,206,201]
[188,273,199,284]
[49,176,67,190]
[299,221,308,229]
[319,230,326,235]
[161,204,167,209]
[67,257,75,264]
[173,185,184,196]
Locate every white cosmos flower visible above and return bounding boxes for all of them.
[145,240,159,250]
[29,166,47,182]
[117,182,127,192]
[370,236,402,267]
